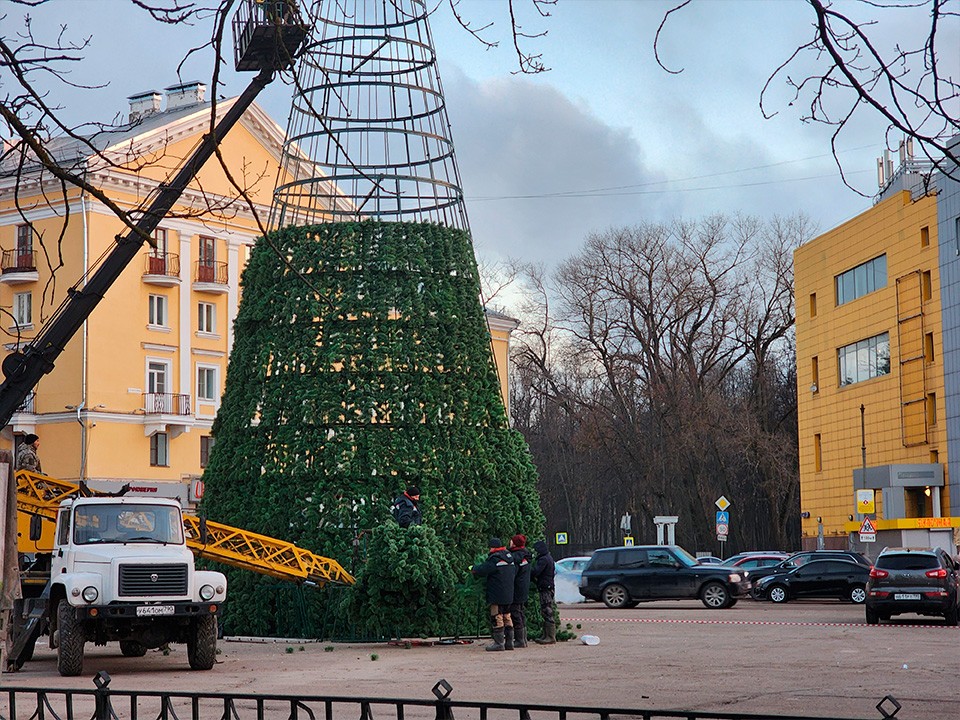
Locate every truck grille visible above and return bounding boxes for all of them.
[118,564,189,597]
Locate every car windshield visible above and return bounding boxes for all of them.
[73,504,184,545]
[672,546,700,567]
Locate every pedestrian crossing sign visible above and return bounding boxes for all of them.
[555,532,568,545]
[623,536,634,547]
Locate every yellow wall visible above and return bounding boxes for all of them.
[795,190,945,544]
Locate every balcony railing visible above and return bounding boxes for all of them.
[195,260,228,285]
[1,249,36,274]
[143,252,180,278]
[142,392,191,416]
[15,392,34,414]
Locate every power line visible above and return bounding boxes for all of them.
[469,143,877,201]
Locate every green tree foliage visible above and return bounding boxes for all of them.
[200,220,543,637]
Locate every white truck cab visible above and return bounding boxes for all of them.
[50,496,226,676]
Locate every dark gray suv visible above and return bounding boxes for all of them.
[578,545,750,609]
[865,547,959,625]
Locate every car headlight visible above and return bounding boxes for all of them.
[729,573,741,582]
[199,584,216,601]
[82,586,99,603]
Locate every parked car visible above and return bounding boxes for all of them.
[555,555,593,578]
[696,556,723,565]
[753,558,870,603]
[578,545,750,609]
[721,552,788,567]
[780,550,870,568]
[720,554,790,597]
[865,547,960,625]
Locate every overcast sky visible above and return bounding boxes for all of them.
[13,0,958,266]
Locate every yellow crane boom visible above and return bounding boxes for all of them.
[15,470,354,587]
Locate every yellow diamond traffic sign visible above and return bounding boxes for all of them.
[715,496,731,512]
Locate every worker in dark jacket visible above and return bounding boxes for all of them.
[530,539,556,644]
[391,485,422,528]
[508,534,533,648]
[471,537,516,651]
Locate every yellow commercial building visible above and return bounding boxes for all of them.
[795,152,960,554]
[0,85,516,505]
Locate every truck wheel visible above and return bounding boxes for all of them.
[187,615,217,670]
[56,603,84,677]
[120,640,148,657]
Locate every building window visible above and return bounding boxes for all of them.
[927,392,937,426]
[835,255,886,306]
[814,434,822,473]
[809,293,817,318]
[924,332,935,363]
[920,225,929,248]
[198,236,216,282]
[154,228,168,254]
[921,270,932,301]
[150,432,169,467]
[200,435,214,468]
[147,360,169,395]
[148,294,168,327]
[14,225,35,270]
[811,356,819,392]
[14,292,32,327]
[838,332,890,386]
[197,366,218,402]
[198,302,216,333]
[930,449,939,464]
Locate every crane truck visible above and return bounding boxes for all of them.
[0,1,356,676]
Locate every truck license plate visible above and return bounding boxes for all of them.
[893,593,921,601]
[136,605,175,617]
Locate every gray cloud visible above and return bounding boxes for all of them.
[443,69,675,265]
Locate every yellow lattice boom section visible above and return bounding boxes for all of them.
[182,515,354,587]
[15,470,354,587]
[16,470,81,522]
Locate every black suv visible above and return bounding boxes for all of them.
[865,547,960,625]
[578,545,750,609]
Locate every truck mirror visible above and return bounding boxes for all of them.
[29,514,43,541]
[199,517,208,545]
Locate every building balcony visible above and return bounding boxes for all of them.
[16,391,35,414]
[143,392,191,416]
[0,250,38,285]
[142,252,181,287]
[193,260,229,294]
[142,392,192,438]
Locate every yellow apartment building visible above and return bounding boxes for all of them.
[795,152,960,554]
[1,84,519,510]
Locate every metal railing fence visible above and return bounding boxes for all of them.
[0,672,893,720]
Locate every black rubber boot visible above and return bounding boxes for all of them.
[515,625,527,648]
[534,622,556,645]
[504,626,515,650]
[485,628,505,651]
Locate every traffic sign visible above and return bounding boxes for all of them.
[623,536,634,547]
[717,533,728,542]
[716,511,729,524]
[716,523,729,535]
[555,532,568,545]
[856,489,875,514]
[858,516,877,543]
[715,496,731,511]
